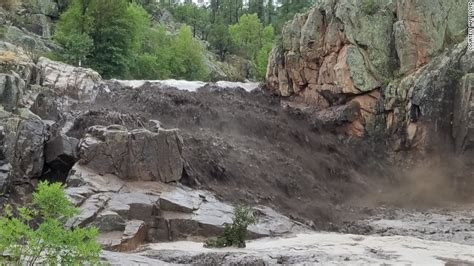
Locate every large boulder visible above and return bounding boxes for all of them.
[20,13,53,38]
[266,0,396,135]
[30,89,62,120]
[383,40,472,152]
[37,57,102,101]
[79,125,184,183]
[2,27,59,56]
[3,112,47,184]
[0,73,24,111]
[66,110,149,139]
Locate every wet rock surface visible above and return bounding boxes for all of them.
[100,205,474,264]
[107,224,474,265]
[65,164,307,252]
[361,207,474,246]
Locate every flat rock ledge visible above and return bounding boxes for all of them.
[65,164,307,252]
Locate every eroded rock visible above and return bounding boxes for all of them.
[79,125,184,183]
[0,161,11,195]
[385,40,472,152]
[0,73,24,112]
[453,74,474,153]
[44,134,79,174]
[3,115,47,183]
[66,193,111,228]
[266,0,468,139]
[30,90,63,120]
[394,0,467,74]
[65,165,306,252]
[37,57,101,101]
[119,220,148,252]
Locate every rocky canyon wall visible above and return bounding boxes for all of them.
[266,0,472,157]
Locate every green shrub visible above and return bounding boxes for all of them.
[0,26,6,39]
[0,181,101,265]
[204,204,256,248]
[256,42,273,81]
[362,0,378,15]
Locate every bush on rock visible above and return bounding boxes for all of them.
[0,181,101,265]
[204,204,256,248]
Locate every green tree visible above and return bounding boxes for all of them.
[229,13,263,59]
[229,14,274,59]
[54,32,93,66]
[53,0,94,66]
[172,4,210,39]
[256,42,272,80]
[208,22,233,61]
[54,0,150,78]
[170,25,209,80]
[228,14,274,80]
[265,0,276,25]
[54,0,71,12]
[129,26,173,79]
[127,2,151,50]
[248,0,265,22]
[87,0,146,78]
[0,181,101,265]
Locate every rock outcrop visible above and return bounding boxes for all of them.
[3,111,47,184]
[1,0,59,39]
[0,41,37,83]
[266,0,471,155]
[0,73,24,112]
[79,124,184,183]
[0,40,103,195]
[454,74,474,154]
[65,164,306,252]
[384,40,473,153]
[37,57,102,101]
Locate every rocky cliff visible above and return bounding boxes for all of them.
[266,0,472,159]
[0,0,473,261]
[0,40,312,252]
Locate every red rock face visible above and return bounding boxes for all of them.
[267,0,468,140]
[266,2,385,136]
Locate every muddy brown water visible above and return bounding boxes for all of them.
[74,83,473,233]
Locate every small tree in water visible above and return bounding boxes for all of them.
[204,204,256,248]
[0,181,101,265]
